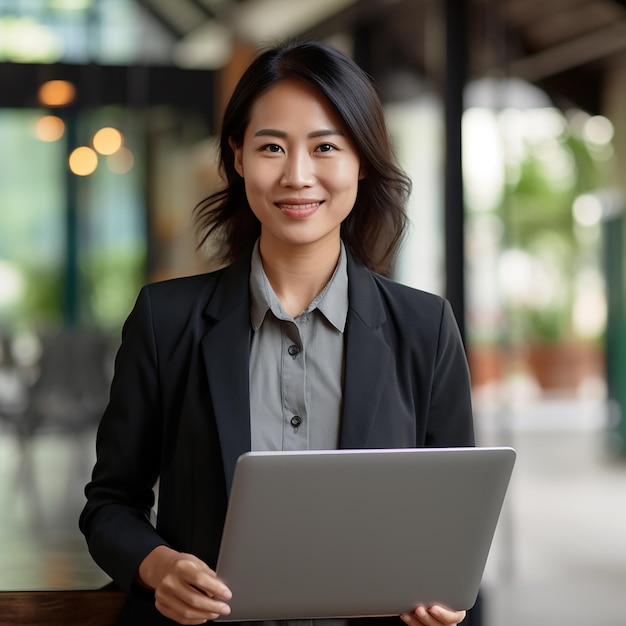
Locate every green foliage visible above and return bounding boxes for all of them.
[81,245,146,331]
[497,110,611,343]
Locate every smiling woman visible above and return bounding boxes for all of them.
[196,40,411,275]
[228,79,364,316]
[230,80,362,292]
[79,40,474,626]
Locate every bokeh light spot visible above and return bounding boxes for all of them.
[93,127,123,155]
[107,147,134,174]
[34,115,65,142]
[38,80,76,107]
[69,146,98,176]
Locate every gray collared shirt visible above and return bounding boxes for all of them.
[249,240,348,452]
[247,240,349,626]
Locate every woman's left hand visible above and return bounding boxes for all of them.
[401,604,466,626]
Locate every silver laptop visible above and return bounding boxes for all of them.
[215,447,515,621]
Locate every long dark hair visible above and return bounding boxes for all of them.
[194,40,411,275]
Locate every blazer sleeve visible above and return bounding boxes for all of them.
[79,286,168,591]
[424,298,475,448]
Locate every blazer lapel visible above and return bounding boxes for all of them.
[200,251,393,480]
[340,253,392,448]
[200,255,253,494]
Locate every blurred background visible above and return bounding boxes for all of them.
[0,0,625,624]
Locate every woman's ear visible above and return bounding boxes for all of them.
[229,137,244,178]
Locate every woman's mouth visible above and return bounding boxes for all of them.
[276,201,323,218]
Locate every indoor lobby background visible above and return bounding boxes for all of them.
[1,1,626,625]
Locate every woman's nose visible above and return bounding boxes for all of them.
[280,151,314,187]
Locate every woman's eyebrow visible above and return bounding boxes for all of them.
[253,128,344,139]
[308,129,344,138]
[254,128,287,138]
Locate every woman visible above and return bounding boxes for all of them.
[80,40,474,626]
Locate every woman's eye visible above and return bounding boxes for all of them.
[262,144,283,153]
[316,143,336,153]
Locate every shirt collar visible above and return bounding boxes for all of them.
[249,240,348,333]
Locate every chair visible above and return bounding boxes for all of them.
[19,329,111,437]
[0,328,112,491]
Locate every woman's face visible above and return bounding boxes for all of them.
[231,79,362,254]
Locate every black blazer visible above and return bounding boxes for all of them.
[80,249,474,625]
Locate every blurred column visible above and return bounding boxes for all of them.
[603,59,626,456]
[216,40,256,125]
[63,108,81,327]
[444,0,467,342]
[445,7,485,625]
[126,63,152,281]
[603,212,625,455]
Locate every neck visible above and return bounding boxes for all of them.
[258,237,341,318]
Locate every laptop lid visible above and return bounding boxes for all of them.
[215,446,515,621]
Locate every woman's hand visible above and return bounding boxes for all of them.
[138,546,232,625]
[401,604,466,626]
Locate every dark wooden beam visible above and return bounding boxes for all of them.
[0,62,215,121]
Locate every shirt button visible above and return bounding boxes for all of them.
[288,344,300,356]
[290,415,302,428]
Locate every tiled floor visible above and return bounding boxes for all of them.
[0,426,110,591]
[1,398,625,626]
[478,400,626,626]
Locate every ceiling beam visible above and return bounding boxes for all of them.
[0,62,215,119]
[134,0,187,38]
[508,19,626,81]
[185,0,216,19]
[135,0,212,39]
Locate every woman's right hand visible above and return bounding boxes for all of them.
[138,545,232,625]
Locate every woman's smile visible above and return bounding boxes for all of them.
[275,199,324,217]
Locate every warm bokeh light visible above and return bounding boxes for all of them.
[69,146,98,176]
[34,115,65,142]
[107,147,134,174]
[93,127,123,155]
[38,80,76,107]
